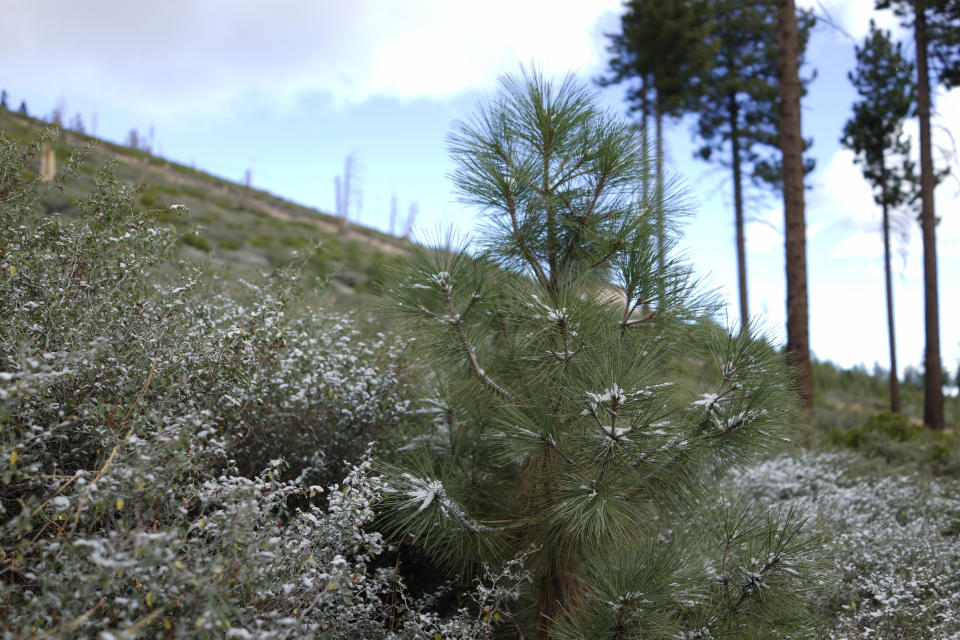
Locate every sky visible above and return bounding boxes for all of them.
[1,0,957,379]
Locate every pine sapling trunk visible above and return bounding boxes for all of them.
[728,93,749,333]
[536,545,579,640]
[880,163,902,414]
[914,5,944,429]
[777,0,813,411]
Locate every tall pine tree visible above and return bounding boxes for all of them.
[776,0,815,412]
[600,0,715,268]
[381,69,817,640]
[842,21,917,414]
[693,0,815,336]
[877,0,959,429]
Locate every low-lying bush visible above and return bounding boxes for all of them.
[731,451,960,639]
[1,133,506,638]
[826,412,960,476]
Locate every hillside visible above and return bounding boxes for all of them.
[3,107,956,432]
[5,94,960,639]
[0,108,406,301]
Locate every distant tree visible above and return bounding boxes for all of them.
[600,0,715,268]
[877,0,959,429]
[926,0,960,86]
[692,0,815,333]
[0,90,7,110]
[777,0,815,411]
[125,128,140,150]
[50,97,65,127]
[904,363,924,388]
[334,153,357,235]
[17,101,27,116]
[389,193,398,237]
[403,201,417,240]
[68,112,85,134]
[842,21,917,414]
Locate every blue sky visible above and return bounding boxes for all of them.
[2,0,957,378]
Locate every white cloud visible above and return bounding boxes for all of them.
[746,208,785,253]
[0,0,622,119]
[798,0,904,41]
[810,84,960,260]
[829,231,882,259]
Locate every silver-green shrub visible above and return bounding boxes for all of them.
[0,133,511,638]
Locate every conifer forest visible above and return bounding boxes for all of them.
[2,1,960,638]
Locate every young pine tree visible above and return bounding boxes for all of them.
[842,20,917,414]
[381,70,817,639]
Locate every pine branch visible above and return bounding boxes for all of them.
[439,282,519,404]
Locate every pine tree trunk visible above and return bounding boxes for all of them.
[641,80,650,149]
[729,93,749,333]
[914,3,945,430]
[776,0,813,411]
[536,563,578,640]
[655,97,665,271]
[880,163,902,414]
[533,451,579,639]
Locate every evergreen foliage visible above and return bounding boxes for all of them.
[600,0,715,267]
[842,21,917,212]
[875,0,953,429]
[926,0,960,87]
[878,0,960,87]
[842,20,917,414]
[381,70,817,639]
[693,0,816,189]
[603,0,815,332]
[601,0,714,121]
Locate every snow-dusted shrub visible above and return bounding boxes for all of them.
[730,451,960,639]
[1,134,508,638]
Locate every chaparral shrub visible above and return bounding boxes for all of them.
[379,70,821,638]
[0,132,510,638]
[731,451,960,639]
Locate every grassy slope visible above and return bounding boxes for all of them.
[4,107,957,442]
[0,109,406,306]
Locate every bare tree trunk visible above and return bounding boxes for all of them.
[389,193,398,237]
[914,3,944,429]
[776,0,813,411]
[655,96,665,271]
[880,163,902,414]
[729,93,749,333]
[334,176,343,222]
[340,155,353,236]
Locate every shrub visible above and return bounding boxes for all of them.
[862,411,917,441]
[181,230,211,251]
[732,451,960,639]
[1,133,499,638]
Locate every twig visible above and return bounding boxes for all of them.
[440,284,519,404]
